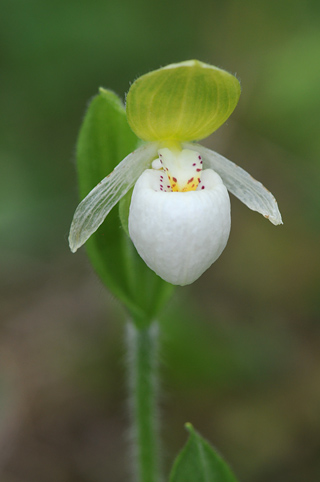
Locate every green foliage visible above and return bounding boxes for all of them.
[126,60,241,142]
[76,89,174,327]
[118,188,132,236]
[170,424,238,482]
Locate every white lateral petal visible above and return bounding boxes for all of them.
[69,142,158,252]
[184,143,283,225]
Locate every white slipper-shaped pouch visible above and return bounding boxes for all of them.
[129,148,231,286]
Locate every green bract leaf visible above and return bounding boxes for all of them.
[169,424,238,482]
[118,188,133,237]
[126,60,241,142]
[75,88,174,327]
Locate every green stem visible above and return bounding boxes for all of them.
[126,320,162,482]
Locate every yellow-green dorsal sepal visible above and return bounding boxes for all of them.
[126,60,241,142]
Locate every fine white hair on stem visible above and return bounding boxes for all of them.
[68,142,159,253]
[184,142,283,225]
[125,321,163,482]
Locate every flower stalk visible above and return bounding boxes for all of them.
[126,320,162,482]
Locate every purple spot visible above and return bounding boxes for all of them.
[192,163,196,166]
[201,186,205,190]
[196,168,201,172]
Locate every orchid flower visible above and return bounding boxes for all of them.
[69,60,282,286]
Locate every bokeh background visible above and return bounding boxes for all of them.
[1,0,320,481]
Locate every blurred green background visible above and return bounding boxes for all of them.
[1,0,319,481]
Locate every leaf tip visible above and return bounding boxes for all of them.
[184,422,194,434]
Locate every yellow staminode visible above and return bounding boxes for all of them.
[126,60,241,142]
[158,147,203,192]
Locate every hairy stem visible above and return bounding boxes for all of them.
[126,320,162,482]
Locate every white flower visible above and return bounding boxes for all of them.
[69,60,283,286]
[69,142,282,285]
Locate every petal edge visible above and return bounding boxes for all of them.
[185,143,283,225]
[69,142,158,252]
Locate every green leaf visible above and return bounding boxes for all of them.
[118,187,133,237]
[169,424,238,482]
[126,60,241,143]
[76,88,174,327]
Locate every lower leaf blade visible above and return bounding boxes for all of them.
[169,424,238,482]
